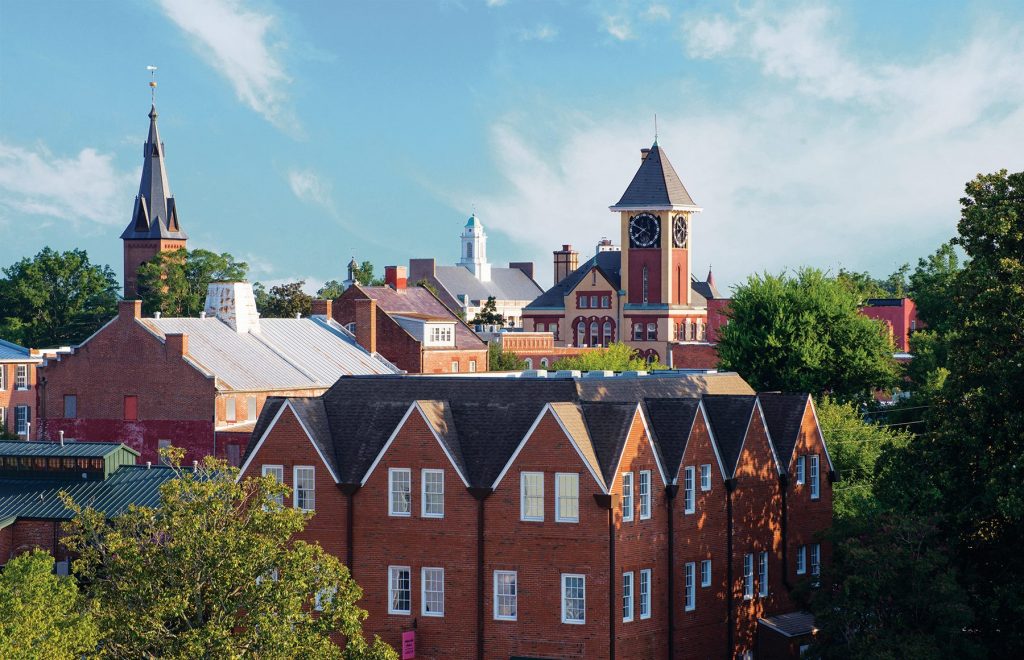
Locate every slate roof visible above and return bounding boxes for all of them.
[581,402,638,485]
[0,338,41,363]
[610,143,699,210]
[758,611,817,637]
[641,398,701,478]
[691,274,720,301]
[141,315,398,391]
[121,105,188,241]
[758,393,810,465]
[701,395,757,477]
[352,285,486,351]
[432,265,543,305]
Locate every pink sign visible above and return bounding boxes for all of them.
[401,630,415,659]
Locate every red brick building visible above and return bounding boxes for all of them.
[332,268,489,374]
[239,372,834,659]
[493,332,596,370]
[0,339,42,438]
[860,298,920,353]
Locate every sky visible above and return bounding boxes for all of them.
[1,0,1023,294]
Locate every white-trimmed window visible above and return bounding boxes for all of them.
[0,407,5,429]
[262,465,284,506]
[700,463,712,491]
[389,468,411,516]
[684,562,696,611]
[388,566,411,614]
[450,361,459,373]
[421,567,444,617]
[683,465,695,514]
[225,397,236,422]
[810,543,821,582]
[622,472,634,522]
[759,551,769,597]
[640,569,651,619]
[562,574,585,624]
[809,454,820,500]
[293,466,315,511]
[314,586,336,611]
[247,395,257,421]
[469,360,477,372]
[0,365,5,390]
[521,472,544,521]
[622,571,634,622]
[555,472,579,522]
[421,469,444,518]
[15,405,29,436]
[743,553,754,599]
[795,455,806,485]
[639,470,652,519]
[701,559,712,587]
[15,365,28,390]
[494,571,517,620]
[796,545,807,575]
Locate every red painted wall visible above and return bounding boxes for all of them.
[627,250,662,305]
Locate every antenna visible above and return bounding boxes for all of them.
[147,65,158,104]
[654,113,658,144]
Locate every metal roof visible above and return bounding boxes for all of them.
[141,315,399,391]
[0,441,137,459]
[758,611,817,637]
[432,265,543,305]
[353,285,486,351]
[0,338,42,363]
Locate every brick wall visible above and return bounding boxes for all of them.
[0,361,38,436]
[671,343,720,370]
[785,400,834,592]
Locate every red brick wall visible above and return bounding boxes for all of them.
[785,400,834,592]
[0,361,38,436]
[671,343,720,370]
[4,519,67,561]
[334,289,424,373]
[421,349,488,374]
[706,298,731,344]
[45,418,215,465]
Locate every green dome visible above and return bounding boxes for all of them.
[465,213,480,228]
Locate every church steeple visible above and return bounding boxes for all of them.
[458,212,491,282]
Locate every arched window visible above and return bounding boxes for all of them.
[466,242,473,259]
[647,322,657,341]
[691,320,698,341]
[676,265,682,305]
[590,321,599,346]
[603,321,613,346]
[684,318,692,341]
[524,358,533,369]
[540,358,548,367]
[698,320,706,341]
[577,322,586,347]
[642,266,649,304]
[633,323,643,341]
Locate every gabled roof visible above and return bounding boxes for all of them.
[691,273,720,301]
[581,401,639,486]
[610,143,700,211]
[524,251,622,310]
[121,105,188,241]
[701,394,757,477]
[758,393,810,465]
[432,265,543,305]
[641,398,700,478]
[548,402,606,491]
[350,285,486,350]
[0,338,42,364]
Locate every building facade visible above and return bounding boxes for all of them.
[0,339,41,438]
[861,298,920,353]
[240,372,834,659]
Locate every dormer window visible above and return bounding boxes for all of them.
[426,324,454,346]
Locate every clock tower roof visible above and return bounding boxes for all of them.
[609,142,701,212]
[120,103,188,241]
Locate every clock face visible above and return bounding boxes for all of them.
[672,215,688,248]
[629,213,661,248]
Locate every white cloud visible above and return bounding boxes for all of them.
[287,168,334,211]
[486,0,507,6]
[0,141,137,228]
[643,4,671,22]
[683,15,739,58]
[157,0,295,132]
[463,7,1024,288]
[603,15,634,41]
[519,24,558,42]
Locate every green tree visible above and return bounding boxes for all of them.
[470,296,505,326]
[350,261,384,287]
[716,268,899,403]
[488,342,527,371]
[136,248,248,317]
[258,281,314,318]
[907,242,961,335]
[317,280,346,300]
[0,247,118,347]
[0,549,99,659]
[550,342,665,372]
[61,448,396,660]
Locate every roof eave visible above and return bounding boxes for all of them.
[608,204,703,212]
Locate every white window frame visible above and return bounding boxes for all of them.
[810,454,820,500]
[638,470,652,520]
[796,545,807,575]
[743,553,754,600]
[810,543,821,580]
[225,397,236,422]
[639,568,651,619]
[389,468,412,517]
[246,395,258,421]
[0,407,5,429]
[759,551,769,597]
[314,586,336,611]
[262,465,285,506]
[469,360,477,372]
[0,365,5,390]
[561,573,586,624]
[520,471,544,521]
[622,571,634,622]
[421,468,444,518]
[15,405,29,436]
[701,559,712,587]
[555,472,579,523]
[795,455,806,485]
[622,472,634,522]
[450,361,459,373]
[293,466,315,511]
[15,364,28,390]
[388,566,411,615]
[493,570,518,621]
[683,465,696,514]
[700,463,712,491]
[421,567,444,617]
[684,562,696,611]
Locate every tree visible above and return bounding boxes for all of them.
[716,268,899,404]
[317,280,346,300]
[0,247,118,347]
[258,281,314,318]
[836,265,909,301]
[136,248,248,317]
[488,342,527,371]
[0,549,99,659]
[60,448,397,659]
[470,296,505,326]
[409,279,438,296]
[907,242,961,336]
[350,261,384,287]
[549,342,665,372]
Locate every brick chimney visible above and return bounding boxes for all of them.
[311,299,333,318]
[354,298,377,354]
[385,265,407,290]
[119,299,142,321]
[165,333,188,357]
[509,262,535,280]
[553,245,579,286]
[203,282,261,334]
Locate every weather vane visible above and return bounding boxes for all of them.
[147,65,158,104]
[654,113,658,143]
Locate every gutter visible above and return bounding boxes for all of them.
[665,484,679,660]
[726,477,737,658]
[594,493,616,660]
[468,487,492,660]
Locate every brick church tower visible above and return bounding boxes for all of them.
[120,103,187,299]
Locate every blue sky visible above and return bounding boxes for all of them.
[1,0,1022,293]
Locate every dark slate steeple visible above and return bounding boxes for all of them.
[609,142,701,211]
[120,104,187,240]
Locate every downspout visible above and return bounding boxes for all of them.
[594,493,616,660]
[726,477,737,659]
[340,484,360,575]
[468,487,493,660]
[780,473,792,592]
[665,484,679,660]
[37,376,46,440]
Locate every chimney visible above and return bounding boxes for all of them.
[385,266,407,290]
[203,282,261,334]
[354,298,377,354]
[509,262,535,280]
[641,148,651,161]
[553,244,580,286]
[409,258,436,282]
[165,333,188,357]
[119,299,142,321]
[311,299,333,319]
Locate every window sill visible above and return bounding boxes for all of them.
[493,615,517,622]
[561,619,586,625]
[388,611,411,616]
[421,612,444,618]
[421,513,444,519]
[389,512,412,518]
[685,606,696,612]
